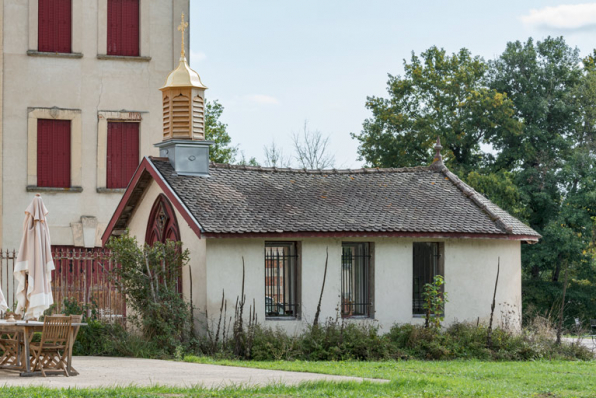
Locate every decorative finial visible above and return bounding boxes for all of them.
[178,13,189,58]
[432,136,444,168]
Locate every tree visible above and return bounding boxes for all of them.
[292,121,335,169]
[352,46,522,175]
[205,100,237,164]
[488,37,583,279]
[263,141,292,168]
[237,151,260,167]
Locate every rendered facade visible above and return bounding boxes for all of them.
[0,0,190,249]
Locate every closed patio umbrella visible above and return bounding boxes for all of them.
[14,194,55,319]
[0,286,6,312]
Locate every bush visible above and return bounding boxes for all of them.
[523,279,596,329]
[197,315,593,362]
[107,234,195,355]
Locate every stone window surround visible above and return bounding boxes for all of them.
[97,0,151,60]
[28,0,84,56]
[96,110,144,193]
[27,107,83,192]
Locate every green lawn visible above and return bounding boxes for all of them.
[2,358,595,397]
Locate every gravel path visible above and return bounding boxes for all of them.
[0,356,386,389]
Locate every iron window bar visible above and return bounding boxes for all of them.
[341,243,372,318]
[265,243,299,318]
[412,242,443,315]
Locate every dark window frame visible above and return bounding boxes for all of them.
[264,242,300,319]
[412,242,445,316]
[341,242,373,318]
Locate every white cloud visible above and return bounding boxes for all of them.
[190,50,207,64]
[245,94,280,105]
[521,3,596,30]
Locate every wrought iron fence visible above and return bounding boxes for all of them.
[0,247,125,323]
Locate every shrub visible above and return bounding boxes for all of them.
[523,279,596,329]
[107,234,194,355]
[198,315,593,362]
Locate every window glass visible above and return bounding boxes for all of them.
[341,243,372,317]
[412,242,444,315]
[265,242,299,318]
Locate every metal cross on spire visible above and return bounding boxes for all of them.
[178,13,189,58]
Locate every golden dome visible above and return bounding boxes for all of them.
[161,55,207,90]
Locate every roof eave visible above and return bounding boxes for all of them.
[200,231,541,241]
[101,156,204,246]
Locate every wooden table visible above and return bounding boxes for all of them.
[0,319,86,377]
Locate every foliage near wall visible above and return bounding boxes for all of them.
[523,280,596,329]
[352,37,596,287]
[106,234,194,355]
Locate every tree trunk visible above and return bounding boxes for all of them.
[552,254,562,282]
[556,267,569,345]
[487,258,500,349]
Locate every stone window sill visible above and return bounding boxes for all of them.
[342,315,374,320]
[97,188,126,194]
[97,54,151,62]
[265,317,299,321]
[27,186,83,193]
[27,50,83,59]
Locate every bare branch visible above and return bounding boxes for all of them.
[263,141,292,168]
[292,120,335,169]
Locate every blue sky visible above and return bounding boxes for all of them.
[189,1,596,168]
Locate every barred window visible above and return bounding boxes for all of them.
[264,242,299,318]
[413,242,444,315]
[341,243,372,318]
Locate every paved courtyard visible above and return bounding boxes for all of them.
[0,356,384,388]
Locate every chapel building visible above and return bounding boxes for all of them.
[0,0,190,249]
[104,41,541,332]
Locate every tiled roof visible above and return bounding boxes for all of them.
[150,158,539,239]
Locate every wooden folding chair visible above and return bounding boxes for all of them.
[66,314,83,375]
[30,315,72,377]
[0,333,21,369]
[0,314,24,370]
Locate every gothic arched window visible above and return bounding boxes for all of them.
[145,194,180,245]
[145,194,182,292]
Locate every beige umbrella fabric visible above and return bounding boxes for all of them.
[0,286,6,312]
[14,194,55,319]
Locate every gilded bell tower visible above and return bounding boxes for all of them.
[160,13,207,141]
[155,13,213,177]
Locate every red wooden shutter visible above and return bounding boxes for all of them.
[38,0,72,53]
[107,122,140,188]
[107,0,140,56]
[37,119,71,188]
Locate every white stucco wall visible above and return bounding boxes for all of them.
[124,180,207,322]
[203,237,522,334]
[1,0,190,248]
[120,182,522,335]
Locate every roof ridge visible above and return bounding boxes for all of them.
[208,162,434,174]
[438,165,514,234]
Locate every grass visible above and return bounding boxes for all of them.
[2,358,594,397]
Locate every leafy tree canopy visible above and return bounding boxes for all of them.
[205,100,237,164]
[352,46,522,175]
[353,37,596,284]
